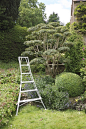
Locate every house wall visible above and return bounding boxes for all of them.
[70,1,80,24]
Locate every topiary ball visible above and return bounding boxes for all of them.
[55,72,84,97]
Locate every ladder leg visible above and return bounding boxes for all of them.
[36,87,46,109]
[16,92,21,116]
[40,99,46,110]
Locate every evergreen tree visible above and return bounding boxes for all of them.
[48,12,60,23]
[0,0,21,30]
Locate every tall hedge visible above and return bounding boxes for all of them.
[65,31,84,73]
[0,25,28,62]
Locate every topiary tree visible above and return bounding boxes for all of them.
[55,72,84,97]
[22,22,71,77]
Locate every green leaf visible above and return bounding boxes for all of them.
[58,47,70,53]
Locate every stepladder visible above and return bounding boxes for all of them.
[16,56,46,115]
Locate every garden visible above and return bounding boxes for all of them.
[0,25,86,128]
[0,0,86,128]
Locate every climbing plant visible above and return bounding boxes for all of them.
[73,1,86,34]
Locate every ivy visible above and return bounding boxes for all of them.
[74,2,86,34]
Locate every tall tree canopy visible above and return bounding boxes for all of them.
[48,12,60,23]
[17,0,46,28]
[0,0,21,30]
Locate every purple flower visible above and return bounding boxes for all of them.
[82,58,84,60]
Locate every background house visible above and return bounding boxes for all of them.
[70,0,86,43]
[70,0,86,24]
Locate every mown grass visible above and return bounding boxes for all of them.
[2,104,86,129]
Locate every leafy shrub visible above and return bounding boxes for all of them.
[80,66,86,89]
[65,31,83,73]
[35,75,69,110]
[55,72,84,97]
[0,68,19,84]
[35,75,55,88]
[31,64,45,73]
[0,83,19,126]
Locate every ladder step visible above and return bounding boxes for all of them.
[19,57,28,59]
[21,64,29,66]
[19,98,42,103]
[21,81,34,83]
[21,89,37,93]
[21,73,31,75]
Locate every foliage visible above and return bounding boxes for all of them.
[31,64,45,73]
[0,68,19,84]
[74,2,86,34]
[22,22,71,77]
[0,83,19,126]
[80,45,86,89]
[48,12,60,23]
[74,91,86,111]
[17,0,46,28]
[65,30,84,73]
[35,76,69,110]
[0,65,19,126]
[55,72,84,97]
[80,65,86,89]
[66,22,70,29]
[0,25,28,62]
[0,0,20,30]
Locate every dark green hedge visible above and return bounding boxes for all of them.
[0,25,28,62]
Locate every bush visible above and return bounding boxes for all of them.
[31,64,45,73]
[55,72,84,97]
[0,68,19,84]
[0,25,28,62]
[65,31,83,73]
[0,83,19,126]
[35,75,69,110]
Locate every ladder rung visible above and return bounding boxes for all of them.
[21,81,34,83]
[21,89,37,93]
[21,64,29,66]
[19,57,28,59]
[19,98,42,103]
[21,73,31,75]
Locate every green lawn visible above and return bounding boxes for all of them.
[2,104,86,129]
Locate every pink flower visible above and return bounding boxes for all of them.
[83,47,84,51]
[82,58,84,60]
